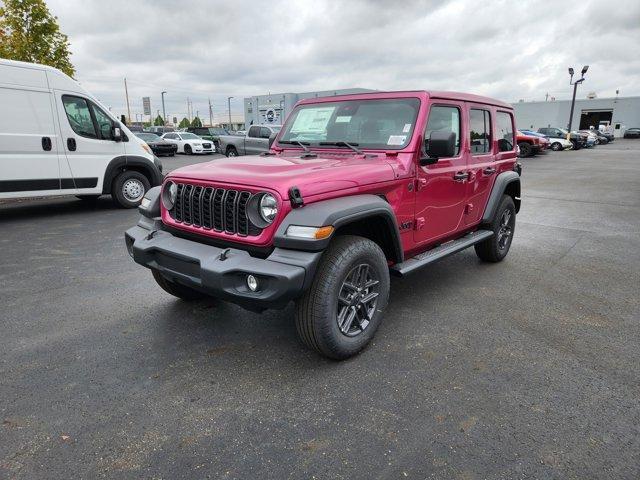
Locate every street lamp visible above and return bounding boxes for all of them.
[161,91,167,133]
[227,96,234,130]
[567,65,588,134]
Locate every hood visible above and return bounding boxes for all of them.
[168,151,398,199]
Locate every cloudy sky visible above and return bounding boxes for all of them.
[44,0,640,122]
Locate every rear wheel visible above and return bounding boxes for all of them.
[152,270,205,301]
[295,235,390,360]
[184,144,192,155]
[112,170,150,208]
[551,142,562,151]
[518,142,532,157]
[475,195,516,263]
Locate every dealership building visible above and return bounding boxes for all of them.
[512,96,640,137]
[243,88,374,127]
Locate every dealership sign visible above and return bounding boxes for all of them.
[142,97,151,116]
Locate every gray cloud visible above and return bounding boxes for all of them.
[45,0,640,121]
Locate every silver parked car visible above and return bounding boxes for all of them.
[218,125,281,157]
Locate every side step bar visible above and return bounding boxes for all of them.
[390,230,494,277]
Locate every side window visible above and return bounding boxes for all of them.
[469,109,491,154]
[260,127,272,138]
[62,95,97,139]
[424,105,461,156]
[248,126,261,138]
[90,103,113,140]
[496,111,515,152]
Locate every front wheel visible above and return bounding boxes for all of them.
[152,270,205,301]
[551,142,562,151]
[295,235,390,360]
[112,170,150,208]
[475,195,516,262]
[184,144,192,155]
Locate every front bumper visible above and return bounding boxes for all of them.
[193,144,215,154]
[125,217,321,311]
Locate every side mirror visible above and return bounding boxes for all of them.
[420,130,456,166]
[268,132,277,148]
[112,125,122,142]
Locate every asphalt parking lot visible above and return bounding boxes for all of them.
[1,143,639,479]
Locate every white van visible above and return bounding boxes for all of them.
[0,59,163,208]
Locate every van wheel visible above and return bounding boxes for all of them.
[112,170,150,208]
[295,235,390,360]
[184,144,192,155]
[152,270,205,301]
[226,146,238,157]
[475,195,516,263]
[551,142,562,151]
[518,142,532,157]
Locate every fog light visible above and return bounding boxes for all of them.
[247,274,258,292]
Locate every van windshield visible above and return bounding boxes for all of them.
[278,98,420,150]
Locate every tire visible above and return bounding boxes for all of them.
[152,270,205,301]
[551,142,562,151]
[518,142,532,158]
[475,195,516,263]
[226,146,238,157]
[111,170,150,208]
[295,235,390,360]
[184,144,192,155]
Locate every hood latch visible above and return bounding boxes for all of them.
[289,186,304,208]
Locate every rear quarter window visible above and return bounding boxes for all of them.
[496,111,515,152]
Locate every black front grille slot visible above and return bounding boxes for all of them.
[168,183,260,238]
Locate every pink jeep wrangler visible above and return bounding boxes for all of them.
[126,91,521,359]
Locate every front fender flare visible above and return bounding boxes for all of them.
[274,194,403,262]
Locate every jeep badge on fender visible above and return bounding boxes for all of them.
[125,91,520,360]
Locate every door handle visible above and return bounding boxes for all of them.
[67,138,77,151]
[483,167,496,175]
[41,137,52,151]
[453,171,469,181]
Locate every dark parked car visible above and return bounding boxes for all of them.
[624,128,640,139]
[135,132,178,157]
[186,127,230,152]
[538,127,587,150]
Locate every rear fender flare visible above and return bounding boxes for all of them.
[482,171,521,223]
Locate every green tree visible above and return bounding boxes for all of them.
[0,0,75,77]
[153,115,164,126]
[178,117,190,129]
[191,116,202,128]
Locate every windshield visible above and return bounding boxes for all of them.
[136,133,161,141]
[278,98,420,150]
[181,133,200,139]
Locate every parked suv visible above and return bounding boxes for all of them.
[0,59,162,208]
[126,91,521,359]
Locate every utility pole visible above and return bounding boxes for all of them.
[161,91,167,132]
[208,98,213,126]
[567,65,589,134]
[124,78,132,124]
[545,92,549,101]
[187,98,191,122]
[227,96,234,130]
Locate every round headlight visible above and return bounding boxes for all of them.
[162,181,178,210]
[259,193,278,223]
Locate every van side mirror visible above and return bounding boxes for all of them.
[420,130,456,166]
[112,125,123,142]
[268,132,277,148]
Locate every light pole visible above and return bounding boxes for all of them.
[567,65,588,134]
[161,91,167,133]
[227,96,234,130]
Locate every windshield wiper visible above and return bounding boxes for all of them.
[279,140,311,152]
[319,141,363,154]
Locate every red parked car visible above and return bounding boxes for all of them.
[126,91,521,359]
[517,130,548,157]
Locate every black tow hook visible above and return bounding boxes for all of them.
[219,248,231,261]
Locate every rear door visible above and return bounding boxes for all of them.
[414,101,468,245]
[464,105,496,225]
[0,69,61,197]
[55,92,125,193]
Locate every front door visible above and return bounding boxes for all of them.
[244,126,264,155]
[464,105,496,225]
[55,91,125,192]
[414,102,468,245]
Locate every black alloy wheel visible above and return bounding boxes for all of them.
[337,263,380,337]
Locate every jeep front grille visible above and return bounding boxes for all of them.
[169,183,258,237]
